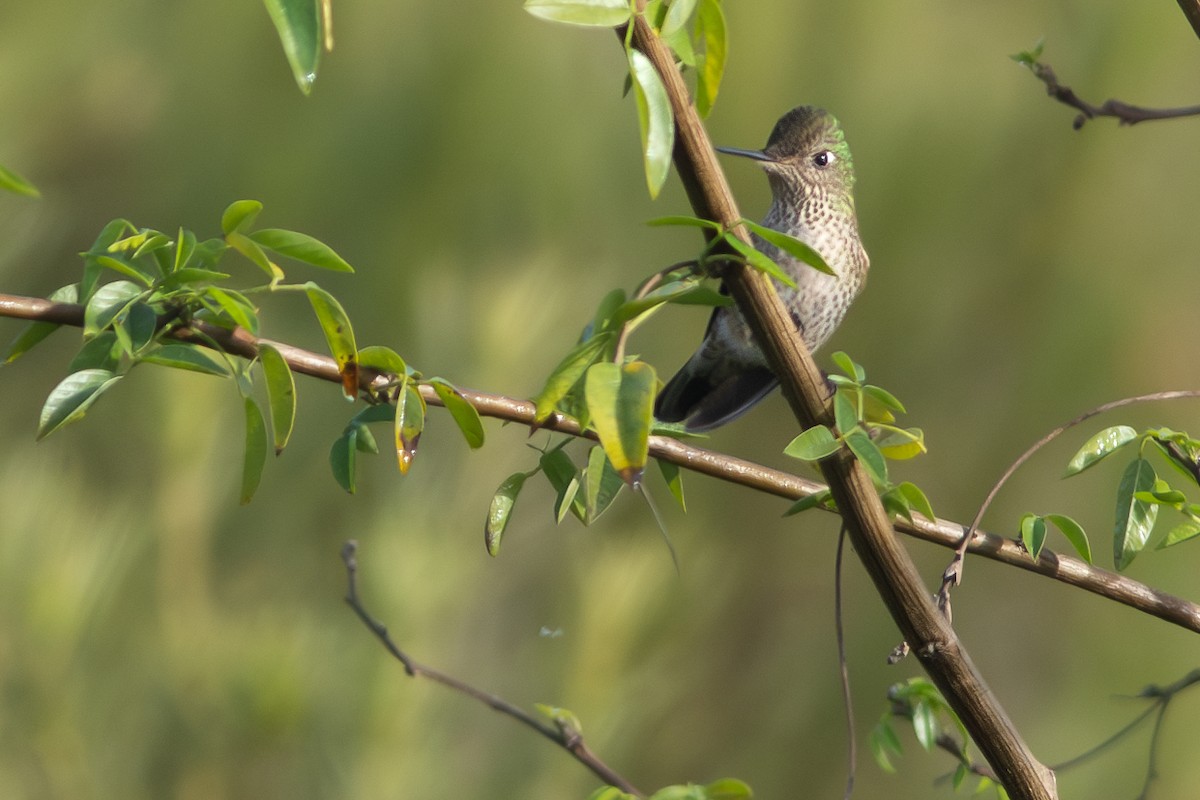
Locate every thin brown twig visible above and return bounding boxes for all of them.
[834,525,856,800]
[340,540,643,797]
[1022,59,1200,130]
[3,291,1200,636]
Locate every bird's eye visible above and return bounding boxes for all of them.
[812,151,835,168]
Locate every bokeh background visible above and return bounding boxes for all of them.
[2,1,1199,797]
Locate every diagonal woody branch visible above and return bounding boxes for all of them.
[4,289,1199,641]
[620,8,1057,798]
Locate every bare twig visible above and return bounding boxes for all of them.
[4,290,1200,637]
[1176,0,1200,41]
[340,540,643,797]
[834,526,857,800]
[1021,59,1200,129]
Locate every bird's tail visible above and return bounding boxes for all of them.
[654,353,778,432]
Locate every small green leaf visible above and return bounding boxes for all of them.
[173,227,196,272]
[259,343,296,454]
[540,447,585,523]
[722,233,798,289]
[1065,425,1139,476]
[93,254,155,286]
[869,721,902,773]
[141,343,231,376]
[845,429,888,485]
[1114,457,1158,570]
[485,471,528,556]
[394,379,425,475]
[263,0,322,94]
[227,230,284,281]
[1157,520,1200,549]
[241,397,268,504]
[912,701,937,751]
[830,351,864,382]
[783,489,832,517]
[427,378,485,449]
[658,458,686,511]
[703,778,753,799]
[585,360,656,486]
[783,424,839,461]
[1044,513,1091,563]
[3,284,78,364]
[202,286,260,334]
[221,199,264,235]
[357,345,409,376]
[645,215,721,230]
[122,301,158,356]
[834,389,858,433]
[741,219,834,275]
[523,0,631,27]
[37,369,123,439]
[1019,513,1047,560]
[627,48,674,198]
[249,228,354,272]
[895,481,934,522]
[660,0,697,35]
[584,446,625,523]
[694,0,727,118]
[69,332,120,373]
[876,427,926,460]
[160,268,231,290]
[305,282,358,399]
[330,426,358,493]
[532,333,614,423]
[83,281,143,336]
[587,788,637,800]
[863,383,906,415]
[0,163,40,197]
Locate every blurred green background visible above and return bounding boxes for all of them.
[2,1,1200,797]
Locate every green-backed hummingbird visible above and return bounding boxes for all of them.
[655,105,869,431]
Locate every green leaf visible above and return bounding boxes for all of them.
[226,230,284,281]
[661,0,697,35]
[585,360,656,486]
[258,343,296,454]
[305,282,358,399]
[703,778,752,799]
[83,281,143,336]
[241,397,268,504]
[830,351,864,382]
[93,254,155,286]
[912,700,937,751]
[742,218,834,275]
[221,199,264,235]
[203,286,260,334]
[645,215,721,230]
[783,424,839,461]
[897,481,935,522]
[69,332,120,373]
[393,379,425,475]
[485,471,528,556]
[330,426,358,493]
[37,369,123,439]
[249,228,354,272]
[585,446,625,523]
[1045,513,1091,563]
[783,489,832,517]
[122,301,158,356]
[1113,457,1158,570]
[540,447,585,523]
[845,429,888,485]
[532,332,614,423]
[3,284,78,365]
[160,268,231,290]
[1065,425,1139,476]
[723,233,798,290]
[523,0,631,27]
[1019,513,1047,560]
[627,48,674,199]
[140,343,231,376]
[658,458,686,511]
[869,721,902,773]
[262,0,322,93]
[0,163,40,197]
[426,378,485,448]
[1157,520,1200,549]
[876,427,926,460]
[834,389,858,433]
[863,383,906,415]
[173,227,197,272]
[357,345,409,376]
[694,0,727,118]
[587,788,637,800]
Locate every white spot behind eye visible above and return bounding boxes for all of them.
[813,151,836,168]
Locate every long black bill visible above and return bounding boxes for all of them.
[714,146,775,162]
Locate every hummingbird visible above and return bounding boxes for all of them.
[654,105,869,431]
